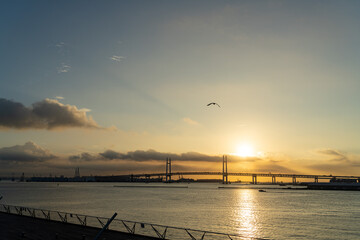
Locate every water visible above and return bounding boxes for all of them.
[1,181,360,239]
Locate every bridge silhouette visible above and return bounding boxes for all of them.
[123,156,360,184]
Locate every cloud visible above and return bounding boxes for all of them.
[55,96,64,100]
[112,149,223,162]
[252,163,297,174]
[179,152,221,162]
[0,98,101,130]
[305,149,360,174]
[55,42,65,48]
[305,162,360,175]
[317,148,349,162]
[110,55,125,62]
[57,63,71,73]
[99,150,124,160]
[69,149,223,163]
[80,108,91,112]
[51,160,168,175]
[69,152,99,162]
[182,117,200,125]
[67,149,300,175]
[71,149,272,163]
[0,141,56,162]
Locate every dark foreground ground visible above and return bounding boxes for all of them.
[0,212,159,240]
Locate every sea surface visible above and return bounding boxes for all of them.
[0,181,360,239]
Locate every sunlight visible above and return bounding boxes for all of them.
[235,143,255,157]
[234,189,259,238]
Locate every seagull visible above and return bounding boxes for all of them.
[207,102,220,107]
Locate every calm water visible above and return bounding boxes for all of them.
[1,181,360,239]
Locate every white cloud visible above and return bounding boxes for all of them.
[57,63,71,73]
[110,55,125,62]
[80,108,91,112]
[55,42,65,48]
[55,96,64,100]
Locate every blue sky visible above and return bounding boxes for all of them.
[1,1,360,176]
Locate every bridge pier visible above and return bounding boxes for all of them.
[165,158,172,183]
[314,176,318,183]
[292,177,297,185]
[272,176,276,184]
[222,155,228,184]
[252,174,257,184]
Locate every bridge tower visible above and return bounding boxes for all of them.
[166,157,172,183]
[272,176,276,184]
[74,167,80,178]
[252,174,258,184]
[222,155,228,184]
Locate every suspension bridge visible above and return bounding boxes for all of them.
[123,156,360,184]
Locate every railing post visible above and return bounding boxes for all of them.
[93,213,117,240]
[0,204,255,239]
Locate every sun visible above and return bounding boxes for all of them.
[235,144,255,157]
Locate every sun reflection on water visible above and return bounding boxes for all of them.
[234,190,259,238]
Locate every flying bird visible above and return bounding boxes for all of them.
[207,102,220,107]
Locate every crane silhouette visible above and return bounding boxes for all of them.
[207,102,220,107]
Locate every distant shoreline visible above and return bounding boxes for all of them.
[218,186,308,190]
[113,185,188,188]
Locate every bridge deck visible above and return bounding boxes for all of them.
[125,172,360,180]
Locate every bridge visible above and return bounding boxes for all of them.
[124,156,360,184]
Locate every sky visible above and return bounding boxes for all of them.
[1,0,360,177]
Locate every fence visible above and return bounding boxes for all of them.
[0,204,267,240]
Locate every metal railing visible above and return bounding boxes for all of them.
[0,204,267,240]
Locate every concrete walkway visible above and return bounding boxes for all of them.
[0,212,160,240]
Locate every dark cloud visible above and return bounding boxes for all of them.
[0,141,56,162]
[71,149,272,163]
[179,152,221,162]
[67,162,166,173]
[69,152,100,162]
[101,149,223,162]
[70,149,223,162]
[0,98,101,130]
[99,150,125,160]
